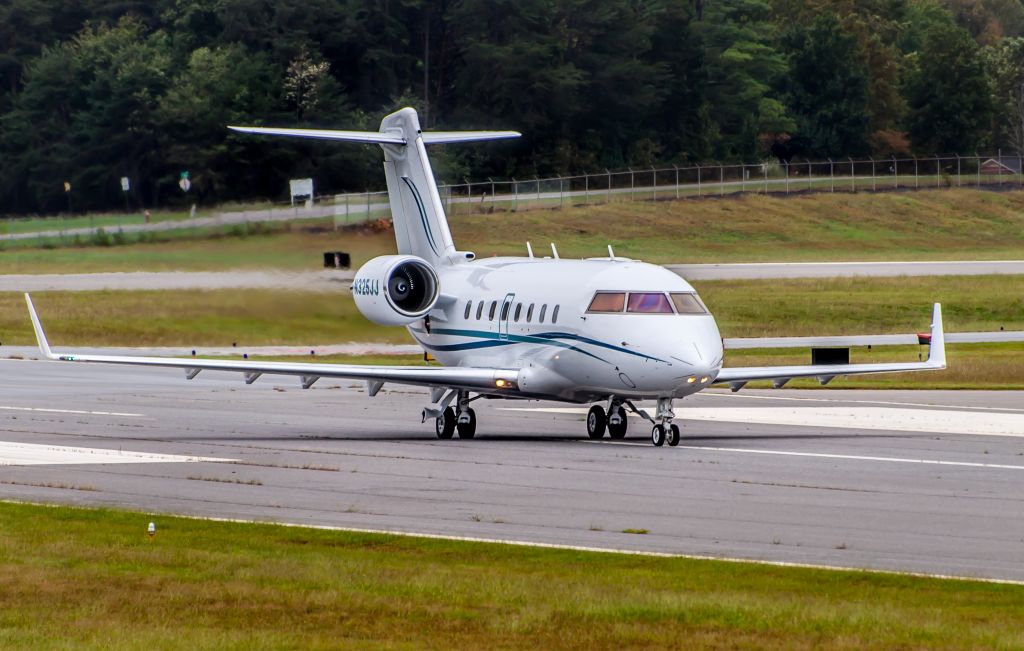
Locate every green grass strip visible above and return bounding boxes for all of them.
[0,501,1022,650]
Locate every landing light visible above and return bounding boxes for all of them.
[495,379,518,390]
[700,376,710,384]
[686,376,697,384]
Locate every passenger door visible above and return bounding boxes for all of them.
[498,293,515,340]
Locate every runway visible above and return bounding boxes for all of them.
[1,358,1022,582]
[1,261,1021,292]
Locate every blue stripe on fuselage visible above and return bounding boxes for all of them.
[410,327,668,365]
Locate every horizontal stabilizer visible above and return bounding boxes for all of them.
[421,131,521,144]
[227,126,407,145]
[228,126,520,146]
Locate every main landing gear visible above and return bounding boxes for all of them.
[431,390,476,440]
[586,400,628,439]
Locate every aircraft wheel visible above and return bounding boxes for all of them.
[607,406,628,439]
[586,405,607,439]
[436,407,456,439]
[667,423,681,447]
[457,408,477,439]
[651,424,666,447]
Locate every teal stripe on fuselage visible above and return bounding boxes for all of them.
[411,327,668,365]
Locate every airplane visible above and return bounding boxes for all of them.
[23,107,947,447]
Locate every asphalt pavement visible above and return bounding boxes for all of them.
[1,358,1021,582]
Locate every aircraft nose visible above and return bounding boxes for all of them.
[679,317,723,387]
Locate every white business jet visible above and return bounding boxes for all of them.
[24,107,946,446]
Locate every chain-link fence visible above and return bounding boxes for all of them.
[436,153,1024,215]
[3,153,1022,244]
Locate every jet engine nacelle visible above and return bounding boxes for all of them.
[352,255,440,326]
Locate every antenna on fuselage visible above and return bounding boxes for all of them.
[550,243,559,259]
[526,242,534,258]
[607,245,615,258]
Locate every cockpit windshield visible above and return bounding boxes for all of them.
[627,292,673,313]
[670,292,708,314]
[586,291,708,315]
[587,292,626,313]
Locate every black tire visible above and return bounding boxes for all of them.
[607,406,628,439]
[436,407,456,439]
[457,407,477,439]
[667,423,681,447]
[586,405,607,439]
[651,424,666,447]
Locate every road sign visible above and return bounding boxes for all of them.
[289,178,314,206]
[120,177,130,192]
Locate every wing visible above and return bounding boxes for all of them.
[25,294,519,394]
[714,303,946,392]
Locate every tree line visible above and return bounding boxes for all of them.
[2,0,1024,214]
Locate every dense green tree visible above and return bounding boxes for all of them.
[982,36,1024,153]
[784,13,872,157]
[3,0,1024,214]
[700,0,794,159]
[905,20,992,153]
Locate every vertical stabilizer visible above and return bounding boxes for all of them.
[379,108,456,265]
[229,108,519,267]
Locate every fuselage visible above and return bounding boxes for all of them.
[409,256,724,403]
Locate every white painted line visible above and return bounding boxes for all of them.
[0,405,143,417]
[12,501,1016,586]
[501,406,1024,437]
[579,440,1024,471]
[701,391,1024,413]
[0,441,232,466]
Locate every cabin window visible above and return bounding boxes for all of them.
[500,301,510,321]
[488,301,497,320]
[670,292,709,315]
[627,292,673,314]
[476,301,484,320]
[552,305,560,323]
[526,304,534,322]
[464,301,472,320]
[586,292,626,313]
[539,304,547,323]
[514,303,522,322]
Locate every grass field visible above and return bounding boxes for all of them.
[1,189,1023,273]
[0,501,1021,650]
[3,275,1019,348]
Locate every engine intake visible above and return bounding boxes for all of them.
[352,255,440,326]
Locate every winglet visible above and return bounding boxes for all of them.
[928,302,946,368]
[24,293,56,360]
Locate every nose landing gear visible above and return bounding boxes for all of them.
[650,397,680,447]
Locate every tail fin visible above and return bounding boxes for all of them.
[229,108,519,266]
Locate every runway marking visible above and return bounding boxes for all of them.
[14,503,1009,586]
[579,440,1024,470]
[501,406,1024,437]
[0,441,232,466]
[0,405,143,417]
[701,391,1024,413]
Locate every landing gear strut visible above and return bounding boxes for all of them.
[455,391,476,439]
[650,397,680,447]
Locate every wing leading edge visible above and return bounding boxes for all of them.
[714,303,946,391]
[24,294,518,393]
